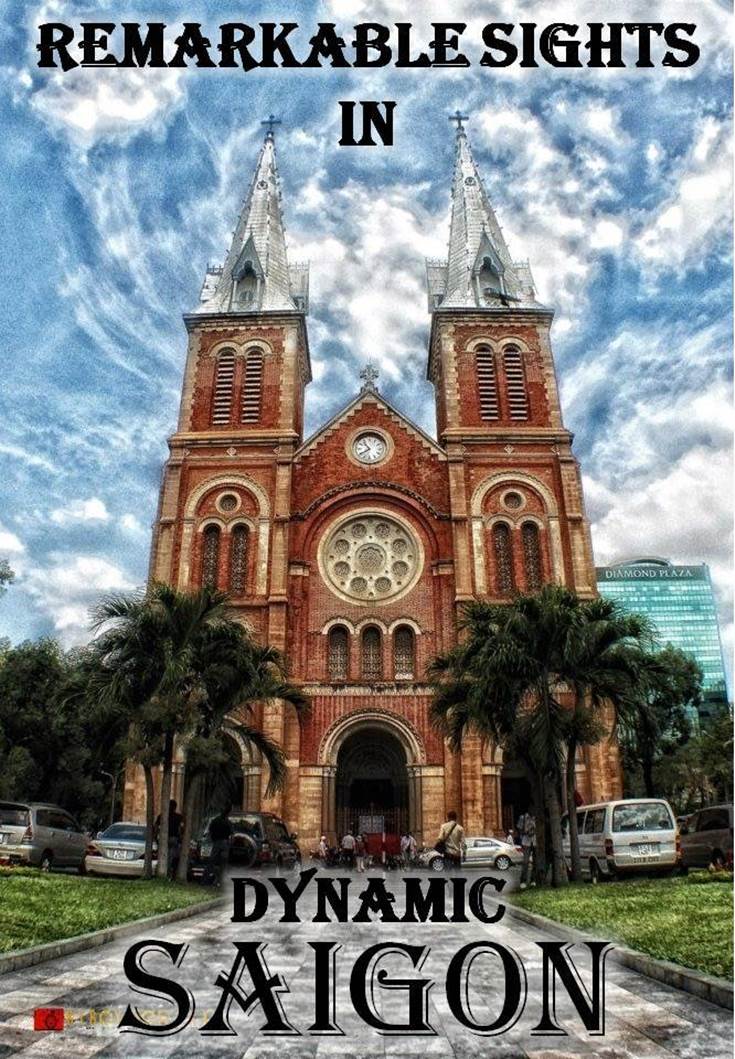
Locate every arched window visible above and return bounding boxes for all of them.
[503,346,529,420]
[228,525,249,595]
[393,626,416,680]
[328,626,349,681]
[201,525,221,588]
[522,521,543,591]
[361,626,382,682]
[492,522,515,597]
[212,349,235,425]
[476,345,499,420]
[241,349,264,423]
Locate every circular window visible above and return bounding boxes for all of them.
[502,491,524,511]
[320,513,423,604]
[217,492,240,513]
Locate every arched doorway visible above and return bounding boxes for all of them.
[500,759,533,834]
[335,727,409,838]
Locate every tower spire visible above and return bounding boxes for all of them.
[196,121,309,315]
[426,118,538,312]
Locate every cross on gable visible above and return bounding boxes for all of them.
[261,114,282,136]
[360,362,380,390]
[449,110,469,132]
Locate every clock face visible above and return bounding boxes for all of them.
[353,433,387,464]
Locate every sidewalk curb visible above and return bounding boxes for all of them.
[506,900,733,1011]
[0,897,227,976]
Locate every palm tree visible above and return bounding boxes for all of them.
[172,627,308,882]
[430,586,580,887]
[558,596,654,880]
[87,583,306,879]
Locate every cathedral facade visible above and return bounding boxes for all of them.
[123,124,622,846]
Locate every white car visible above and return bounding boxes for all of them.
[85,822,157,877]
[420,836,523,872]
[562,798,678,882]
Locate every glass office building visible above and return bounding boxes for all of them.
[596,557,729,726]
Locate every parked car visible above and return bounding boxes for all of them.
[189,811,300,881]
[0,801,87,872]
[680,804,733,870]
[85,822,157,877]
[419,836,523,873]
[562,798,678,882]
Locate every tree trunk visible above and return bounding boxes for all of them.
[156,731,175,878]
[545,775,568,887]
[142,762,155,880]
[530,774,547,886]
[566,739,582,882]
[176,772,202,884]
[642,755,656,798]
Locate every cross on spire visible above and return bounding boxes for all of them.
[449,110,469,133]
[360,362,380,391]
[261,114,282,138]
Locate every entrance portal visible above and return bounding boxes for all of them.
[335,727,409,838]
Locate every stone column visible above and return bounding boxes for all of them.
[260,699,285,815]
[297,766,326,850]
[242,766,261,811]
[420,765,446,847]
[407,765,424,845]
[482,764,502,835]
[460,734,485,834]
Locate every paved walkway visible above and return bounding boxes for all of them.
[0,868,731,1058]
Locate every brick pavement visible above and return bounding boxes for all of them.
[0,868,731,1058]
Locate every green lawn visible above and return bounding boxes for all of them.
[0,868,215,954]
[512,873,733,979]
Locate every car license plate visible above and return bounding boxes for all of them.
[110,848,133,860]
[633,843,659,856]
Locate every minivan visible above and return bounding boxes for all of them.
[189,811,300,881]
[0,801,87,871]
[562,798,678,882]
[680,804,733,870]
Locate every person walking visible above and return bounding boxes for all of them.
[355,833,366,872]
[207,805,233,887]
[436,810,465,871]
[517,809,536,889]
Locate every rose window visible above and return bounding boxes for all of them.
[321,514,421,602]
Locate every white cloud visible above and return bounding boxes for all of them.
[636,116,732,272]
[0,525,25,558]
[23,554,137,646]
[50,497,111,526]
[120,513,146,536]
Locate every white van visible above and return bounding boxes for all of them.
[562,799,678,882]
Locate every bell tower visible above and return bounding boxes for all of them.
[425,116,596,608]
[148,121,310,653]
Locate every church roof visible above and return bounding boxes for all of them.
[295,374,445,463]
[426,124,543,313]
[195,130,309,315]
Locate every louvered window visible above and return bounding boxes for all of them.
[361,627,382,682]
[476,346,499,420]
[212,350,235,425]
[503,346,529,420]
[522,522,542,591]
[492,523,515,597]
[201,525,221,588]
[328,626,349,681]
[393,626,415,680]
[228,525,248,595]
[241,350,264,423]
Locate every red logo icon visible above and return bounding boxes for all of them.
[34,1007,65,1031]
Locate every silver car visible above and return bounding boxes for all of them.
[420,836,523,872]
[0,801,87,871]
[85,822,157,877]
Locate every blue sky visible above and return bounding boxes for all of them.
[0,0,732,688]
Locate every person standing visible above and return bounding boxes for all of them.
[517,809,536,889]
[318,834,329,860]
[341,828,356,869]
[355,833,366,872]
[207,805,233,887]
[436,810,465,871]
